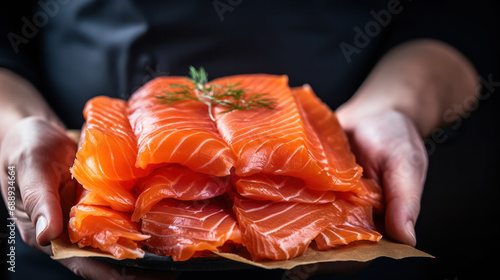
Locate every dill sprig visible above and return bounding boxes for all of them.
[156,66,276,121]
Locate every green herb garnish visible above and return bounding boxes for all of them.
[156,66,276,121]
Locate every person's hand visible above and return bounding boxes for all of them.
[1,117,76,250]
[0,117,179,279]
[282,109,426,279]
[336,109,427,246]
[290,39,476,278]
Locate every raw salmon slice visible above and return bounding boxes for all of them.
[212,75,360,191]
[71,96,146,212]
[337,177,384,213]
[232,193,381,261]
[231,193,337,260]
[71,154,138,212]
[77,188,111,207]
[314,200,381,249]
[76,96,148,181]
[292,85,362,187]
[231,173,336,203]
[315,225,381,248]
[128,77,236,176]
[131,164,231,222]
[293,85,383,210]
[68,204,150,259]
[141,197,242,261]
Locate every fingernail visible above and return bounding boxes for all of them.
[406,220,417,246]
[36,216,48,239]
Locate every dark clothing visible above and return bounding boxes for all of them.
[1,0,495,128]
[0,1,499,280]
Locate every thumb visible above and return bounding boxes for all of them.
[1,117,76,249]
[18,160,64,246]
[382,141,427,247]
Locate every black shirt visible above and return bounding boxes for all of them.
[1,0,495,128]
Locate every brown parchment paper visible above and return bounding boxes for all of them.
[52,235,432,270]
[66,129,81,143]
[215,239,433,269]
[55,130,433,269]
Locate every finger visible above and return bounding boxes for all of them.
[59,257,180,280]
[382,140,427,246]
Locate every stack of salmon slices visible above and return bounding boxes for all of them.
[68,73,383,261]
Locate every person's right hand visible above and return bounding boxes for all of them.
[0,117,178,280]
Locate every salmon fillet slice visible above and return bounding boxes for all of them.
[128,77,236,176]
[231,193,337,261]
[131,164,231,222]
[314,200,382,249]
[68,204,150,259]
[77,96,149,180]
[141,197,242,261]
[231,173,336,203]
[71,96,145,212]
[337,178,385,214]
[292,85,363,188]
[232,194,381,261]
[212,75,361,192]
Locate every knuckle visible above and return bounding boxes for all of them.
[21,186,59,220]
[21,187,43,218]
[406,193,422,211]
[385,142,428,177]
[386,192,422,218]
[24,142,52,160]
